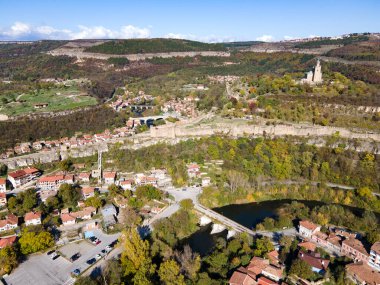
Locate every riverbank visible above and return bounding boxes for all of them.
[199,182,380,214]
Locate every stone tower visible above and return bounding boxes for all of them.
[313,59,323,84]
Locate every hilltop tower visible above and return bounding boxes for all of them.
[313,59,323,84]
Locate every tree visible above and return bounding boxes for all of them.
[135,185,162,201]
[58,183,81,208]
[108,184,122,198]
[289,259,314,279]
[174,245,201,280]
[74,276,98,285]
[19,228,54,254]
[204,251,229,278]
[179,199,194,211]
[7,188,37,215]
[158,260,185,285]
[0,163,7,176]
[120,228,155,284]
[84,196,103,209]
[102,260,124,285]
[0,246,19,274]
[356,187,373,200]
[226,170,249,193]
[253,237,274,257]
[119,207,141,228]
[59,159,73,172]
[46,195,61,210]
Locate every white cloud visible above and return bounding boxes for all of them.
[0,22,151,40]
[255,34,274,42]
[283,35,295,40]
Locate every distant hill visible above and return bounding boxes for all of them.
[326,40,380,61]
[84,38,227,54]
[294,34,370,49]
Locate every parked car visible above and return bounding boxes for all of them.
[105,246,112,252]
[71,269,81,277]
[51,252,59,260]
[95,254,102,260]
[70,252,81,262]
[95,240,101,245]
[86,258,96,265]
[47,250,55,255]
[101,249,106,255]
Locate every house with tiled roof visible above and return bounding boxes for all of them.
[0,214,18,232]
[298,241,317,252]
[81,187,95,199]
[78,172,91,182]
[0,178,6,193]
[257,276,277,285]
[0,235,17,248]
[298,251,329,274]
[8,167,40,188]
[120,179,134,190]
[299,220,321,239]
[70,207,96,220]
[346,262,380,285]
[247,257,284,282]
[103,172,117,185]
[229,266,257,285]
[60,213,76,226]
[24,211,42,226]
[0,193,7,207]
[342,238,370,263]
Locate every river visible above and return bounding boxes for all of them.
[183,199,376,256]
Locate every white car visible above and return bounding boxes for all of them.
[105,245,112,252]
[95,254,102,260]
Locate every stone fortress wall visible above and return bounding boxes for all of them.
[1,118,379,169]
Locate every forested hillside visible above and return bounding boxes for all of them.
[84,38,226,54]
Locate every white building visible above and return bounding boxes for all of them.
[103,172,117,185]
[37,174,74,191]
[299,220,321,239]
[24,211,42,226]
[368,242,380,271]
[7,167,40,188]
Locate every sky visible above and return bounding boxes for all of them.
[0,0,379,42]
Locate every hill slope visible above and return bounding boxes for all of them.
[84,38,226,54]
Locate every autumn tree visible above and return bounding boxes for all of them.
[0,246,19,274]
[158,259,186,285]
[19,228,54,254]
[120,228,155,284]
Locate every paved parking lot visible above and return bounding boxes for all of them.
[4,229,120,285]
[59,240,95,261]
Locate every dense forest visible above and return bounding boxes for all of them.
[108,136,379,191]
[85,38,227,54]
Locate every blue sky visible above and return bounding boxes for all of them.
[0,0,379,42]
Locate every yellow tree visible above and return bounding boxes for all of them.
[158,259,185,285]
[120,228,155,284]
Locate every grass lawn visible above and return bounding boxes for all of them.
[0,86,98,116]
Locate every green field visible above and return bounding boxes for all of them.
[0,86,98,116]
